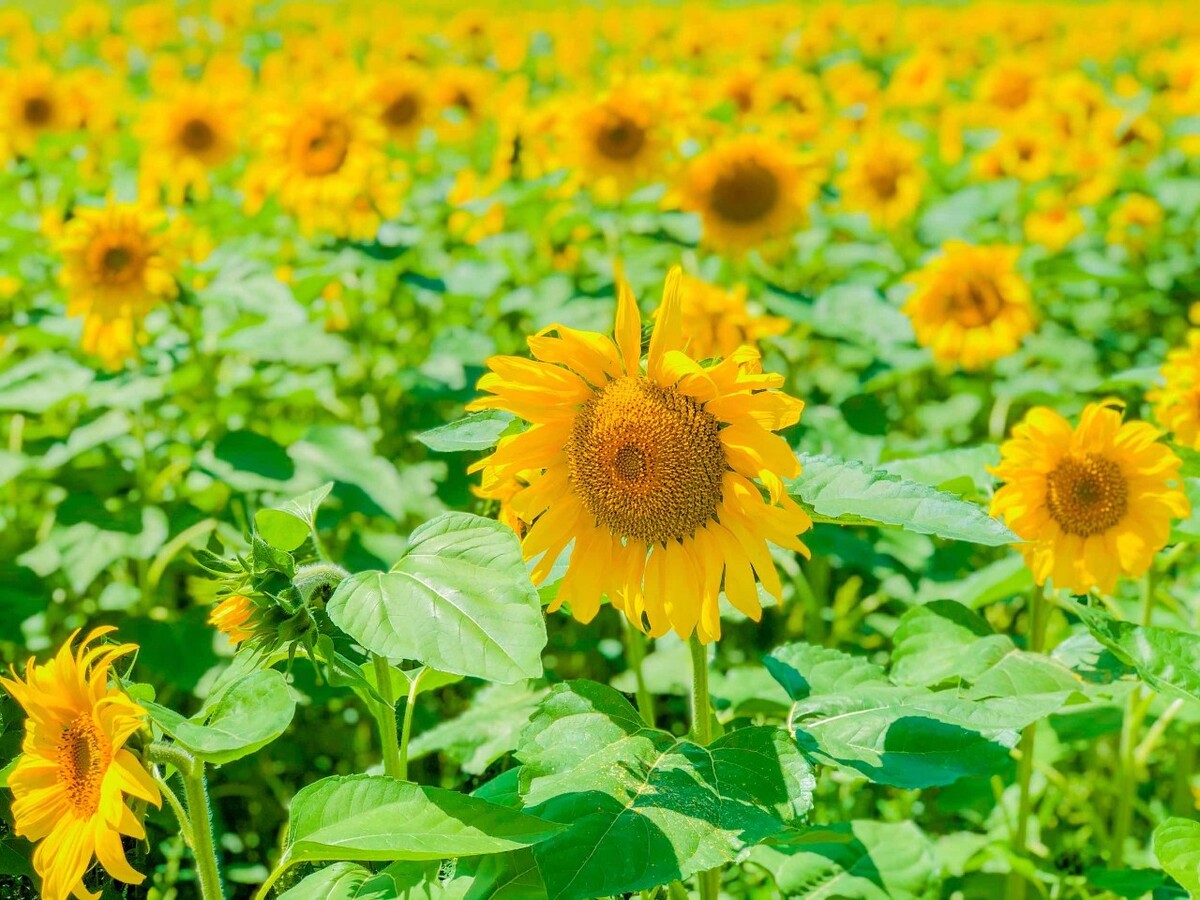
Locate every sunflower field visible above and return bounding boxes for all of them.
[5,2,1200,899]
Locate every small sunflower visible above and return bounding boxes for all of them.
[568,84,664,193]
[1,64,77,158]
[57,201,179,369]
[1107,193,1162,251]
[208,594,258,645]
[369,67,429,146]
[838,131,925,227]
[682,135,814,253]
[903,242,1035,371]
[668,273,788,360]
[0,628,160,900]
[469,267,812,643]
[137,87,239,204]
[991,403,1188,596]
[1149,331,1200,449]
[1024,189,1084,252]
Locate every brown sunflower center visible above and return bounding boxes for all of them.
[23,95,53,127]
[566,376,726,545]
[97,242,142,284]
[946,275,1005,328]
[865,159,902,200]
[709,158,780,225]
[383,93,419,128]
[1045,453,1128,536]
[58,715,111,815]
[293,116,351,176]
[179,117,216,153]
[595,113,646,162]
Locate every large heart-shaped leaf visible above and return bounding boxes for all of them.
[328,513,545,683]
[1075,603,1200,707]
[1154,818,1200,896]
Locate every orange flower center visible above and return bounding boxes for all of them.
[945,274,1005,328]
[1045,453,1128,536]
[179,117,216,153]
[59,715,110,816]
[292,115,351,176]
[566,376,726,545]
[709,157,780,225]
[865,157,903,200]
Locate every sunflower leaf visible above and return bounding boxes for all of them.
[1153,818,1200,896]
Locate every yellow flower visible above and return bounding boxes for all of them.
[1024,189,1085,252]
[208,594,258,645]
[0,628,160,900]
[369,66,430,146]
[903,242,1034,371]
[991,404,1188,596]
[838,130,925,227]
[56,200,179,369]
[567,83,665,195]
[668,273,788,360]
[976,57,1041,113]
[1107,193,1162,250]
[0,64,77,158]
[1149,331,1200,449]
[887,46,948,107]
[759,70,826,142]
[682,135,814,254]
[137,86,240,204]
[468,268,812,643]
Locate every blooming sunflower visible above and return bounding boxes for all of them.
[0,628,160,900]
[567,84,665,194]
[991,403,1188,596]
[903,242,1035,371]
[137,87,240,204]
[1024,189,1084,252]
[1149,331,1200,449]
[681,136,814,253]
[667,273,788,360]
[56,201,179,369]
[1,64,77,158]
[469,268,812,643]
[369,67,429,146]
[1107,193,1162,251]
[838,131,925,228]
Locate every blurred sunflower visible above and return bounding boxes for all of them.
[1149,332,1200,449]
[668,273,788,360]
[1107,193,1162,250]
[681,136,813,253]
[369,67,429,146]
[137,87,239,204]
[0,628,160,900]
[838,131,925,227]
[57,200,179,368]
[469,267,812,643]
[566,84,665,194]
[903,242,1034,370]
[1024,189,1084,251]
[991,403,1188,595]
[1,64,77,158]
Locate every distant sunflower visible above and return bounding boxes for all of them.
[57,201,179,368]
[1149,331,1200,449]
[0,628,160,900]
[839,131,924,227]
[469,267,812,643]
[569,85,664,192]
[1,64,76,157]
[138,88,239,203]
[682,136,813,253]
[903,242,1034,371]
[669,273,788,360]
[369,67,429,145]
[991,403,1188,596]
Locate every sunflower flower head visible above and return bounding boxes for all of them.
[1149,331,1200,449]
[903,241,1035,371]
[665,273,788,361]
[990,403,1189,596]
[0,628,160,900]
[468,267,812,643]
[207,594,259,645]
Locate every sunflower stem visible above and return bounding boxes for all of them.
[372,654,404,779]
[148,743,224,900]
[1007,584,1048,900]
[623,617,656,726]
[398,668,424,781]
[688,637,720,900]
[152,769,194,847]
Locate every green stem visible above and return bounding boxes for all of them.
[623,618,656,726]
[253,860,293,900]
[688,637,719,900]
[148,744,224,900]
[152,770,194,847]
[372,655,403,778]
[1007,585,1048,900]
[398,669,423,781]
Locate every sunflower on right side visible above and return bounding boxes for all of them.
[1149,331,1200,448]
[990,403,1188,596]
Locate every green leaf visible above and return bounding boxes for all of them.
[790,454,1017,546]
[417,411,515,452]
[879,446,999,498]
[747,821,939,899]
[0,353,93,413]
[281,775,561,867]
[144,669,296,764]
[516,680,815,900]
[1154,818,1200,896]
[1074,603,1200,707]
[890,601,999,688]
[407,682,548,775]
[764,643,887,702]
[328,513,546,683]
[255,483,333,552]
[277,863,373,900]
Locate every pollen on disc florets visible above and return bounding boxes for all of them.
[566,376,726,545]
[59,714,110,816]
[1045,452,1128,536]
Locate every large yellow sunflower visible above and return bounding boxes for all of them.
[681,136,814,253]
[838,130,925,227]
[469,267,812,643]
[991,403,1188,596]
[0,628,160,900]
[1149,331,1200,449]
[903,242,1034,371]
[56,201,179,369]
[137,87,240,204]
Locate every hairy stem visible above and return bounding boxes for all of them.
[148,743,224,900]
[372,654,403,778]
